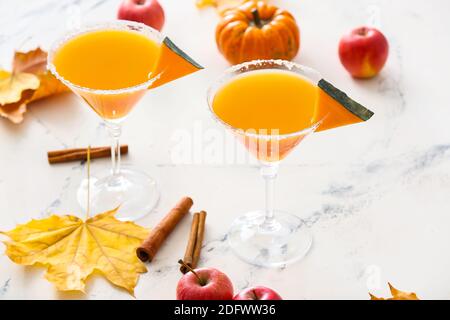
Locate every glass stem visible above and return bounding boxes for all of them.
[260,162,280,233]
[106,121,122,176]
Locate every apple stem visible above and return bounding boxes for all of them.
[357,27,369,36]
[178,259,205,285]
[251,9,263,28]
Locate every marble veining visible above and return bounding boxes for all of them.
[0,279,10,297]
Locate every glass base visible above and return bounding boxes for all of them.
[77,166,159,221]
[227,210,312,267]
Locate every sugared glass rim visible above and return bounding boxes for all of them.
[207,59,324,140]
[47,20,163,96]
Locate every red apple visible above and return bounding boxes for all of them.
[338,26,389,78]
[233,286,282,300]
[117,0,165,31]
[176,260,234,300]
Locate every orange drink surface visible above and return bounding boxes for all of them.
[53,29,161,119]
[212,70,319,161]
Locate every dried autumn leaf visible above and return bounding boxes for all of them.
[14,48,69,101]
[0,47,69,124]
[0,208,149,294]
[196,0,265,13]
[196,0,217,9]
[370,282,420,300]
[0,70,39,123]
[13,47,48,73]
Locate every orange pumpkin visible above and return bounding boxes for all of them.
[216,1,300,64]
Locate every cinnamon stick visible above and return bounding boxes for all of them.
[192,211,207,267]
[180,213,200,273]
[180,210,207,274]
[137,197,193,263]
[47,145,128,164]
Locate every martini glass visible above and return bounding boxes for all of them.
[207,60,323,267]
[48,21,161,221]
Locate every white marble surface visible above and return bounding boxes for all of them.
[1,0,450,300]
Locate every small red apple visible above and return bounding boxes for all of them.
[233,286,282,300]
[338,26,389,78]
[176,260,234,300]
[117,0,165,31]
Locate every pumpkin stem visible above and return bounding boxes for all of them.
[251,9,263,28]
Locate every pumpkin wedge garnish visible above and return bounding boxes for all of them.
[149,37,203,89]
[313,79,374,132]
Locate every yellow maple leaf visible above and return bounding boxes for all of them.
[0,48,69,124]
[0,208,149,294]
[370,283,420,300]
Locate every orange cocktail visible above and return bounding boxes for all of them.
[208,59,373,267]
[212,69,318,162]
[53,29,161,120]
[48,21,164,221]
[208,60,322,267]
[49,21,202,221]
